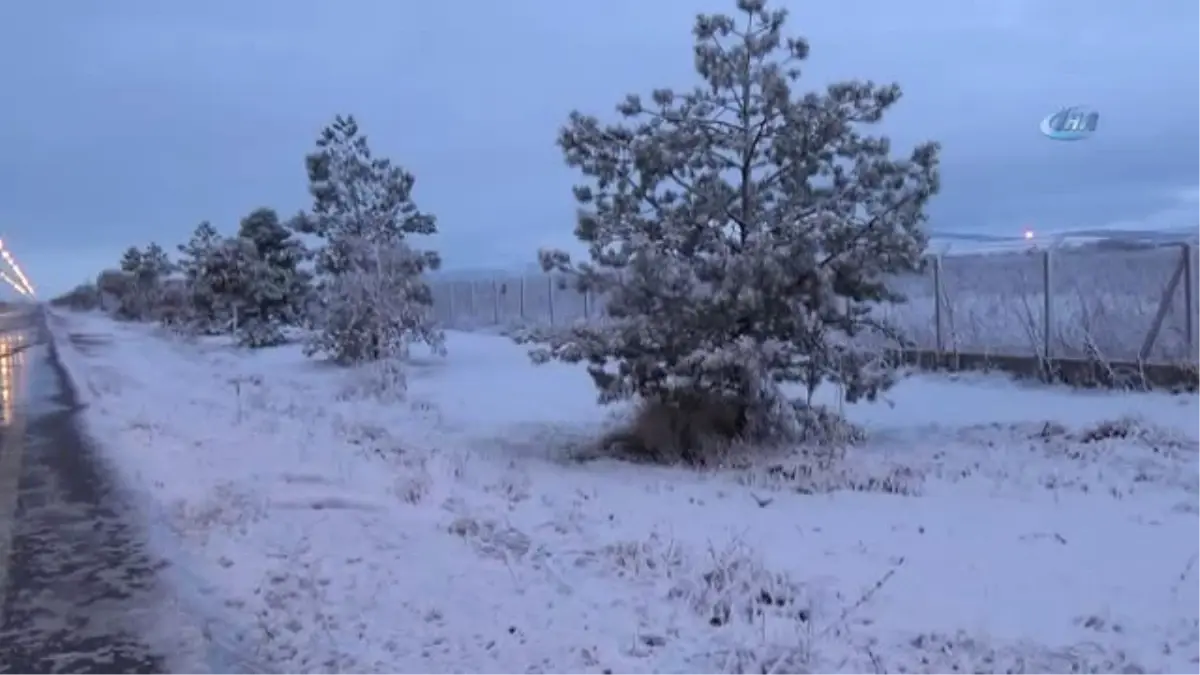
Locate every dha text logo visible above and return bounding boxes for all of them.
[1040,106,1099,141]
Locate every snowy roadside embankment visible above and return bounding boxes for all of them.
[48,309,1200,673]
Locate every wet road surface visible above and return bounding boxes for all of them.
[0,309,167,673]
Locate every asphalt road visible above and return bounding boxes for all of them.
[0,310,167,673]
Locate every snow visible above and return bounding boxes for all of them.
[47,309,1199,674]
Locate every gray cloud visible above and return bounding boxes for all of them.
[1,0,1195,296]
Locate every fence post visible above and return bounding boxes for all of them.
[932,255,944,354]
[1041,249,1053,363]
[492,278,500,325]
[519,277,526,320]
[547,275,555,326]
[1139,246,1188,362]
[1184,244,1195,356]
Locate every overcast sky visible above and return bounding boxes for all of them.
[1,0,1196,297]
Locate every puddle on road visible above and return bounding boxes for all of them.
[0,328,35,427]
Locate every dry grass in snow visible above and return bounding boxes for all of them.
[47,310,1200,674]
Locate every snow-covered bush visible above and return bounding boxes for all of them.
[175,212,311,347]
[95,268,132,313]
[155,277,191,328]
[519,0,939,457]
[112,243,175,321]
[307,236,442,367]
[297,115,445,368]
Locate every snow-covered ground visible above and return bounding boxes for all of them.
[47,310,1199,674]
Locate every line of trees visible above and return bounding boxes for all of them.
[53,115,445,367]
[53,0,940,459]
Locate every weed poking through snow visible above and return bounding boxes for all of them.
[228,374,264,424]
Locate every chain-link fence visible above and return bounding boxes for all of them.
[432,244,1198,365]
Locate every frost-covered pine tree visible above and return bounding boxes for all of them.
[228,208,311,347]
[522,0,940,446]
[184,237,262,342]
[115,242,175,321]
[216,238,278,347]
[297,115,444,366]
[112,246,145,319]
[177,221,227,332]
[140,243,174,285]
[175,214,308,346]
[119,246,143,274]
[178,222,222,273]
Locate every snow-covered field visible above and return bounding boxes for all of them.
[48,310,1199,674]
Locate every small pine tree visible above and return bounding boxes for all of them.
[140,243,174,279]
[119,246,143,274]
[178,222,222,271]
[207,236,271,345]
[232,207,311,346]
[181,234,260,338]
[137,242,176,320]
[297,115,444,366]
[177,221,227,332]
[520,0,940,447]
[113,242,174,320]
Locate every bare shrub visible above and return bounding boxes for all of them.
[756,460,922,496]
[1073,415,1192,449]
[791,404,867,446]
[890,630,1151,674]
[578,396,890,493]
[598,395,864,467]
[1078,416,1139,443]
[600,395,746,466]
[669,540,814,631]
